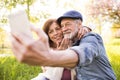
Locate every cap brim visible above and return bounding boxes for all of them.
[57,16,79,26]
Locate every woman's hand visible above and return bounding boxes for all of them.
[77,26,91,39]
[57,38,72,50]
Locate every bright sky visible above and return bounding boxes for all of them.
[30,0,90,27]
[2,0,90,32]
[17,0,88,19]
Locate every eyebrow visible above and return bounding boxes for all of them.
[61,22,71,25]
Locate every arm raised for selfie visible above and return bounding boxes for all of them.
[47,49,78,68]
[11,27,78,68]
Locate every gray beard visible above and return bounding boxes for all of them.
[64,28,78,40]
[64,33,71,39]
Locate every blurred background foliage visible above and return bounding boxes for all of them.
[0,0,120,80]
[0,0,120,48]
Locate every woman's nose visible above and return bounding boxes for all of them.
[53,30,58,35]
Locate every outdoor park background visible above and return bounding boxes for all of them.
[0,0,120,80]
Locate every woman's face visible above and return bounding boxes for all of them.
[48,22,63,45]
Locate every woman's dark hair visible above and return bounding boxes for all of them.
[42,19,57,48]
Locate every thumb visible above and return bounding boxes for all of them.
[57,42,60,48]
[30,26,49,48]
[31,26,48,40]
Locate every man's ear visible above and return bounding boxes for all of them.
[75,20,82,28]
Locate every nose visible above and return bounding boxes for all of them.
[53,30,58,35]
[62,26,68,33]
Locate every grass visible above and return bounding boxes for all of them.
[0,56,41,80]
[105,44,120,80]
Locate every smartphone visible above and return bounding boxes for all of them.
[8,10,32,38]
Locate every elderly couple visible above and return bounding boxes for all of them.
[11,10,116,80]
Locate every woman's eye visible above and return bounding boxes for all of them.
[56,28,61,30]
[48,30,52,34]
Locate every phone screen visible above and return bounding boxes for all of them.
[8,10,32,37]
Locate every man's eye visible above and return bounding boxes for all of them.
[66,23,71,26]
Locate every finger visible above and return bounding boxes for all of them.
[60,38,69,48]
[80,28,85,39]
[11,33,22,43]
[11,36,19,57]
[31,27,49,48]
[59,39,65,47]
[83,26,91,32]
[64,38,70,46]
[31,27,48,40]
[11,34,38,63]
[57,42,60,47]
[12,32,34,48]
[58,39,65,49]
[30,26,42,39]
[66,38,72,47]
[11,35,25,61]
[77,28,83,39]
[83,27,88,33]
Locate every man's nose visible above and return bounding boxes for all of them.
[53,30,58,35]
[62,26,68,32]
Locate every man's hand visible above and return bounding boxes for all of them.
[11,27,50,66]
[11,27,78,68]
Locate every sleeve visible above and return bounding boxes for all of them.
[70,34,99,67]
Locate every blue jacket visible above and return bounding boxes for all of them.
[70,32,116,80]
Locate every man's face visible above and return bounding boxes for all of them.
[61,18,80,40]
